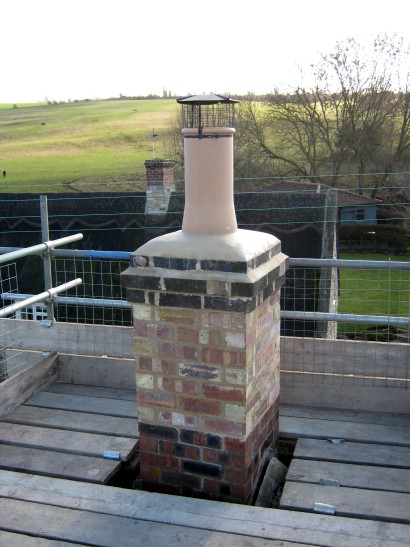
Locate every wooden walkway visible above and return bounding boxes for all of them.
[279,404,410,526]
[1,469,410,546]
[0,383,409,544]
[0,382,139,484]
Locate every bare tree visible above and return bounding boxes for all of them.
[235,34,410,196]
[317,36,409,194]
[162,108,184,184]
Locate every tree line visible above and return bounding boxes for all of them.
[165,34,410,201]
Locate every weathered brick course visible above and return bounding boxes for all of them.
[123,242,286,503]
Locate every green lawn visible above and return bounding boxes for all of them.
[338,253,410,338]
[0,99,177,192]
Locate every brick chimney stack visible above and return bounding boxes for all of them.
[122,95,288,503]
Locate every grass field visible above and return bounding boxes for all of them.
[338,252,410,338]
[0,99,177,192]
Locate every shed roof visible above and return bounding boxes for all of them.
[247,181,379,207]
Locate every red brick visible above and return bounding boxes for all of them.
[204,417,245,437]
[203,312,224,327]
[160,377,175,393]
[246,390,260,413]
[203,448,219,464]
[261,405,274,428]
[138,436,157,452]
[181,397,222,416]
[180,379,198,395]
[140,452,180,470]
[144,481,182,496]
[190,431,207,446]
[149,324,173,339]
[224,465,251,484]
[160,343,198,361]
[162,469,201,490]
[202,348,223,364]
[230,479,253,501]
[224,437,246,452]
[246,328,257,345]
[160,377,198,396]
[228,451,247,467]
[156,439,174,455]
[138,356,152,371]
[203,384,245,402]
[202,348,245,366]
[140,465,161,482]
[158,411,172,424]
[134,323,148,337]
[161,360,177,375]
[183,345,198,360]
[203,478,220,493]
[172,413,198,428]
[256,299,270,319]
[184,445,201,461]
[228,351,246,366]
[139,390,176,408]
[177,327,199,343]
[230,314,246,330]
[258,312,273,332]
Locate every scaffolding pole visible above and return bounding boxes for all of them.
[0,279,82,319]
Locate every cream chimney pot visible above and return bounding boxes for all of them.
[177,95,238,234]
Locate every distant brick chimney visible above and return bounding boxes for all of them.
[145,159,175,218]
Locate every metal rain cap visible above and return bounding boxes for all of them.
[177,94,238,105]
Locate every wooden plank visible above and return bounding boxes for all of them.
[3,406,138,438]
[280,481,410,524]
[47,382,136,401]
[281,336,410,379]
[0,498,310,547]
[2,349,46,372]
[293,438,410,469]
[1,471,409,547]
[280,416,410,445]
[0,422,137,462]
[0,444,120,484]
[4,319,408,380]
[0,318,134,358]
[0,352,58,419]
[0,531,82,546]
[25,391,137,418]
[280,375,410,415]
[287,458,410,493]
[58,354,135,389]
[280,404,410,427]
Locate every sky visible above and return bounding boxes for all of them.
[1,0,409,103]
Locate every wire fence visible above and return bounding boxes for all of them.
[0,263,31,382]
[1,252,408,387]
[53,257,132,326]
[0,177,409,387]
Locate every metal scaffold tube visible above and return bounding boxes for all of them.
[0,278,82,319]
[0,233,83,265]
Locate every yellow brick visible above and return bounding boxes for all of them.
[156,308,198,325]
[138,406,155,422]
[137,374,154,389]
[225,404,246,422]
[134,339,156,356]
[133,304,152,321]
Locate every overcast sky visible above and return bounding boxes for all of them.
[1,0,408,103]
